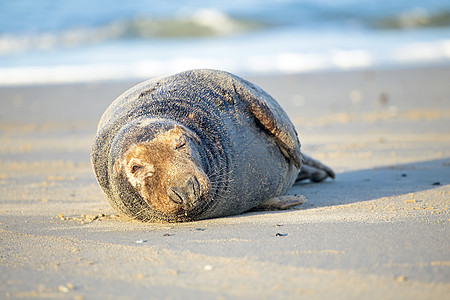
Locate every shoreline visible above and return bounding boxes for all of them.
[1,61,450,88]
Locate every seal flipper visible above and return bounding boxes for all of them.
[232,78,303,170]
[254,195,307,210]
[296,153,335,182]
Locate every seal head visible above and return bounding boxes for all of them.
[113,121,210,218]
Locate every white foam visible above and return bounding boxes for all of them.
[190,9,242,35]
[392,40,450,63]
[1,39,450,86]
[331,49,374,69]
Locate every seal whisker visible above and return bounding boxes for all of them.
[209,177,232,185]
[207,169,234,181]
[206,166,230,177]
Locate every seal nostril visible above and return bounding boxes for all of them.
[168,187,184,204]
[187,176,200,198]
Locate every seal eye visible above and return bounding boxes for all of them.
[131,165,142,173]
[174,137,187,150]
[175,142,186,150]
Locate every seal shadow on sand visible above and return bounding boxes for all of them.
[254,157,449,214]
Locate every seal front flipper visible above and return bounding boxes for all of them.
[232,78,302,170]
[296,153,335,182]
[254,195,307,210]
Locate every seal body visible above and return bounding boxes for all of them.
[91,69,333,222]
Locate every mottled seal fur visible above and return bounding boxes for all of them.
[91,69,334,222]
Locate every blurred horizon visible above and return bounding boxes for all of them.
[1,0,450,85]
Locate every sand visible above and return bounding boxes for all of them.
[0,65,449,299]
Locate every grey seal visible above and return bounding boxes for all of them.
[91,69,334,222]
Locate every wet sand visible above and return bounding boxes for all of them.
[1,66,449,299]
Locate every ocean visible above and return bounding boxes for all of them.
[1,0,450,85]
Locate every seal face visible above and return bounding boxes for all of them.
[91,69,334,222]
[114,125,210,216]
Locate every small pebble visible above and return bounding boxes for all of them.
[58,285,69,293]
[204,264,213,271]
[163,233,171,237]
[275,233,288,237]
[135,239,147,243]
[195,228,205,231]
[432,182,440,186]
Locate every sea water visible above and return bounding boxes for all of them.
[1,0,449,85]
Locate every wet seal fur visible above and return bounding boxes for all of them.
[91,69,334,222]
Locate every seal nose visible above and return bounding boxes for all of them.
[167,176,200,207]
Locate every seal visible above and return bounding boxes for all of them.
[91,69,334,222]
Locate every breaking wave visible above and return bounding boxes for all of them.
[0,9,266,55]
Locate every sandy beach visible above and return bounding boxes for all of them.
[1,66,449,299]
